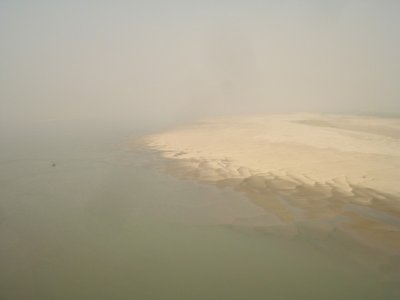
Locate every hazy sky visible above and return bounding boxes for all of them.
[1,0,400,125]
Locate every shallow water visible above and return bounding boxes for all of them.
[0,119,399,300]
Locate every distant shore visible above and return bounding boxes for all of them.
[142,113,400,254]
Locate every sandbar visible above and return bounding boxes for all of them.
[141,114,400,254]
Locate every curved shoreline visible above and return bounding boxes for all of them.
[141,114,400,255]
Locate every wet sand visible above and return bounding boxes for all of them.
[141,114,400,257]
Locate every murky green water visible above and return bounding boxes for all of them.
[0,119,399,300]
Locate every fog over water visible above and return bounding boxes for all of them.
[1,1,400,300]
[1,0,400,128]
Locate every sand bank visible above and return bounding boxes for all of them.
[142,114,400,253]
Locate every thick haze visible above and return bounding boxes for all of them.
[1,0,400,127]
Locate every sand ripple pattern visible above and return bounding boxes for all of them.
[141,114,400,254]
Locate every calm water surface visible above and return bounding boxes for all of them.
[0,119,399,300]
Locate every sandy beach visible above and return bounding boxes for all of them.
[143,114,400,254]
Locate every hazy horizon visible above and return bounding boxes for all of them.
[1,0,400,128]
[1,2,400,299]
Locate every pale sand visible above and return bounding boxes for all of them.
[141,113,400,254]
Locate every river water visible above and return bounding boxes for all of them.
[0,119,399,300]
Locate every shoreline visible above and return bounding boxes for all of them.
[140,113,400,256]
